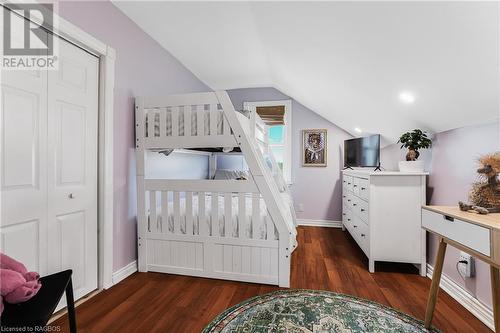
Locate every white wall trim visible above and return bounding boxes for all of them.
[297,219,342,228]
[243,99,293,183]
[112,261,138,285]
[426,263,494,331]
[8,1,116,290]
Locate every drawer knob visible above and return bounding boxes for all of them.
[347,218,351,221]
[361,233,366,237]
[353,184,357,187]
[348,183,351,185]
[353,225,357,228]
[444,215,454,222]
[343,195,346,198]
[348,199,351,202]
[361,187,366,190]
[353,203,357,206]
[342,213,346,216]
[360,209,365,212]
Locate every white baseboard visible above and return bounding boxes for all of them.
[297,219,342,228]
[426,263,494,331]
[112,260,137,285]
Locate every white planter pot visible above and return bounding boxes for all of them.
[398,160,425,173]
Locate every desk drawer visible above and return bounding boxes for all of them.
[422,209,491,257]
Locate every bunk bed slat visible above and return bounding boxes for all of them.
[184,105,192,137]
[147,110,155,138]
[210,104,218,136]
[252,194,261,239]
[149,191,157,233]
[171,107,179,137]
[238,193,246,238]
[198,192,208,236]
[173,191,180,233]
[224,193,232,237]
[161,191,168,233]
[266,215,274,240]
[211,192,220,237]
[197,107,204,137]
[159,108,167,138]
[185,191,193,235]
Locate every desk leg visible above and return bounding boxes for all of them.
[425,238,447,329]
[491,266,499,333]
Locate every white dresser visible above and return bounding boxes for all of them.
[342,169,427,275]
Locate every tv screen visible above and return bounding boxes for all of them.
[344,134,380,167]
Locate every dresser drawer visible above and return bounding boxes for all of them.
[358,178,369,201]
[342,204,348,224]
[353,177,360,196]
[350,215,369,255]
[344,176,354,192]
[356,220,369,255]
[422,209,491,257]
[356,199,369,223]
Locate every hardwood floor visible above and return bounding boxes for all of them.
[53,227,492,332]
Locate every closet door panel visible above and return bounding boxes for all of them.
[47,38,99,301]
[0,23,48,275]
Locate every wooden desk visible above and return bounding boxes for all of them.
[422,206,500,331]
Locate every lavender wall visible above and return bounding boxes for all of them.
[228,88,353,221]
[382,121,499,309]
[58,1,210,271]
[427,121,499,309]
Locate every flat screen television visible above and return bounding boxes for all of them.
[344,134,381,168]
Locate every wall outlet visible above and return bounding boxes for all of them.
[458,252,475,278]
[297,203,304,212]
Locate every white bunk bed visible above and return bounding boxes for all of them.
[135,91,297,287]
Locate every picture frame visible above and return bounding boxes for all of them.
[302,129,327,167]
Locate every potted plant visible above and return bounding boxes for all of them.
[397,129,432,172]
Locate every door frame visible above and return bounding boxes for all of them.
[4,3,116,289]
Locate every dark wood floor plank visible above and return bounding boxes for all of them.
[52,227,492,333]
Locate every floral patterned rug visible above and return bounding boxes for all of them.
[202,289,440,333]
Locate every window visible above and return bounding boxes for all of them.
[244,100,292,184]
[268,125,285,171]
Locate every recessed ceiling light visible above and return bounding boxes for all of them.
[354,127,362,133]
[399,91,415,104]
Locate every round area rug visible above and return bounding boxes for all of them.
[202,289,440,333]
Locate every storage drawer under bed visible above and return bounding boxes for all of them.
[422,209,491,257]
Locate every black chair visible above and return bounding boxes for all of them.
[1,269,77,333]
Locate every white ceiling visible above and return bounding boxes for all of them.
[114,1,499,144]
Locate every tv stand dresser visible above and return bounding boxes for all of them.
[342,169,427,275]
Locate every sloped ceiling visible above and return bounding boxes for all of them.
[114,1,499,144]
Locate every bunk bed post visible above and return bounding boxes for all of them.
[208,153,217,179]
[215,91,292,287]
[135,97,148,272]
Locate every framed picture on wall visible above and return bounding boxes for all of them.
[302,129,327,167]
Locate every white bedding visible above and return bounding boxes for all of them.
[148,194,276,240]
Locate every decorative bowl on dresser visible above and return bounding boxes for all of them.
[342,169,428,275]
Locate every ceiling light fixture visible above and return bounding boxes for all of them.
[354,127,362,133]
[399,91,415,104]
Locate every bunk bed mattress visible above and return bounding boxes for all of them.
[148,195,276,239]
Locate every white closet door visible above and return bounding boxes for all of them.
[0,20,49,275]
[47,38,99,301]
